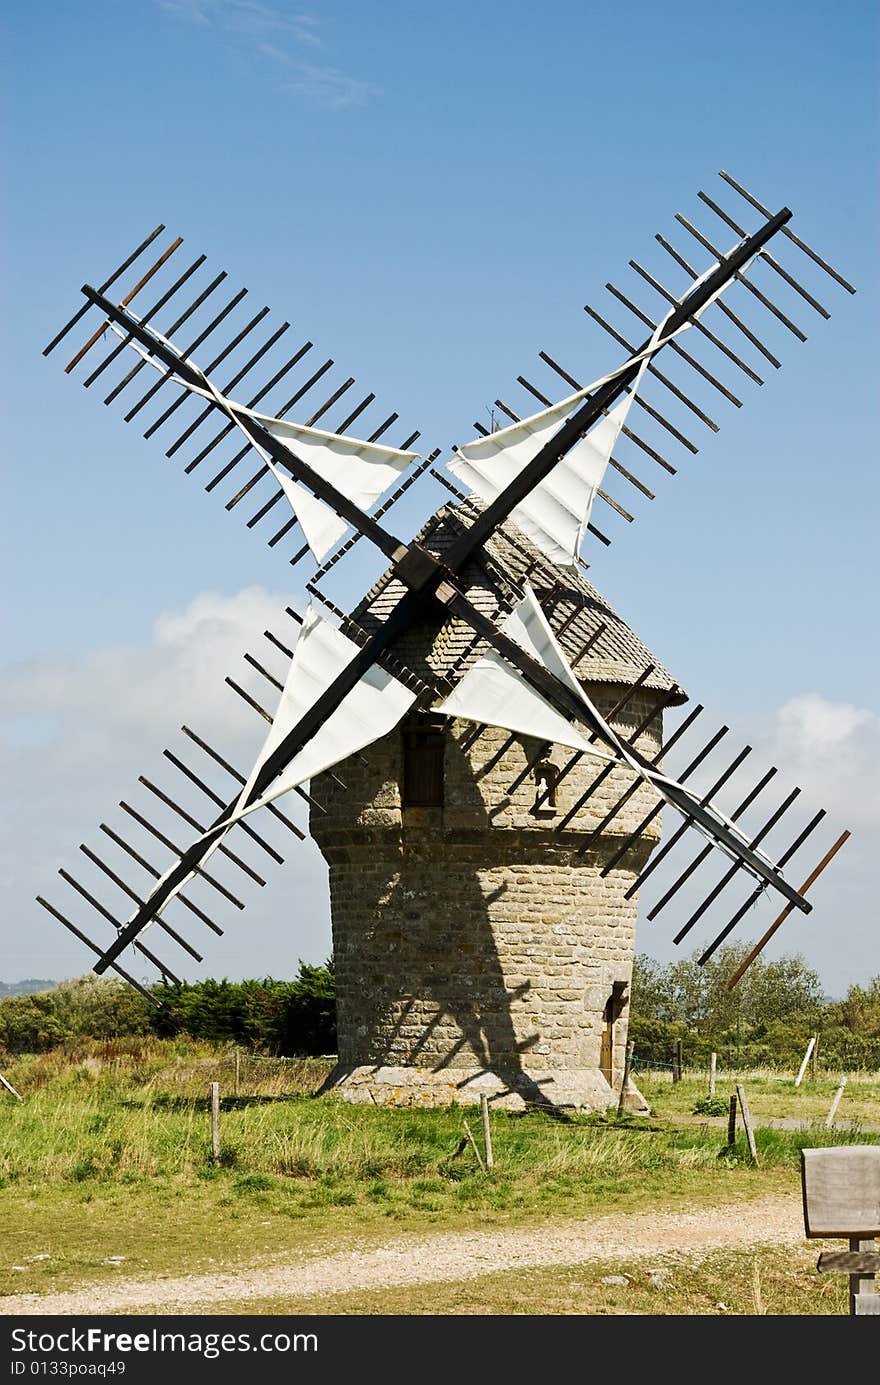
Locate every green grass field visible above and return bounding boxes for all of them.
[1,1039,878,1311]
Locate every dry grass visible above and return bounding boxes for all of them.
[5,1037,328,1098]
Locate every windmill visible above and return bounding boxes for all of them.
[38,171,856,1110]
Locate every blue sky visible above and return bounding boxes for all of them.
[1,0,877,998]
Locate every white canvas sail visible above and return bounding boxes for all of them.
[273,473,348,562]
[449,393,630,567]
[257,415,419,560]
[436,586,596,752]
[231,604,417,819]
[256,415,419,514]
[134,605,418,929]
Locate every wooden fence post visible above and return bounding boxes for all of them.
[463,1119,486,1173]
[0,1069,22,1101]
[727,1093,737,1147]
[736,1083,758,1164]
[210,1082,220,1163]
[709,1052,717,1099]
[672,1039,682,1083]
[480,1093,494,1169]
[825,1077,847,1129]
[849,1238,880,1316]
[617,1040,634,1117]
[811,1033,819,1082]
[234,1049,240,1097]
[795,1036,816,1087]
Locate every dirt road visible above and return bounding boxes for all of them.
[0,1191,807,1315]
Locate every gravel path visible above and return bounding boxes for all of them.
[0,1192,806,1315]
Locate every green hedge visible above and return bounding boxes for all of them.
[0,962,336,1057]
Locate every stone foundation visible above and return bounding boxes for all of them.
[325,1062,650,1113]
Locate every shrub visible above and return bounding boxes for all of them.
[52,975,153,1039]
[279,959,336,1056]
[150,961,336,1056]
[0,963,337,1058]
[692,1095,729,1117]
[0,992,65,1054]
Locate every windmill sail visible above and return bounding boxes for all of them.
[229,604,418,823]
[105,316,421,562]
[437,646,594,753]
[437,584,600,750]
[254,415,419,561]
[447,307,670,566]
[258,416,418,511]
[274,478,348,562]
[117,604,418,932]
[38,172,857,990]
[436,584,761,862]
[450,393,629,567]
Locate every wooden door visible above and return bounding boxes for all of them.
[600,994,614,1084]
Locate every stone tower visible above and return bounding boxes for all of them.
[312,501,684,1111]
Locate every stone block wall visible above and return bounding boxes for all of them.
[311,682,664,1110]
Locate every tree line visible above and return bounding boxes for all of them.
[629,944,880,1070]
[1,945,878,1068]
[0,961,336,1057]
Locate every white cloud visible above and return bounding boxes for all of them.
[755,693,880,830]
[0,588,333,982]
[773,692,874,757]
[157,1,379,110]
[157,0,215,25]
[2,586,291,756]
[281,62,380,111]
[159,1,323,47]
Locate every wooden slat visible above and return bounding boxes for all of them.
[45,224,166,356]
[817,1251,880,1274]
[125,285,248,422]
[719,169,856,293]
[65,236,184,373]
[727,831,851,988]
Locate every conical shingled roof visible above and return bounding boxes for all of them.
[351,498,687,706]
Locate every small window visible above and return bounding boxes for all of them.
[402,714,446,808]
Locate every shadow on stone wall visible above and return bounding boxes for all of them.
[328,731,576,1110]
